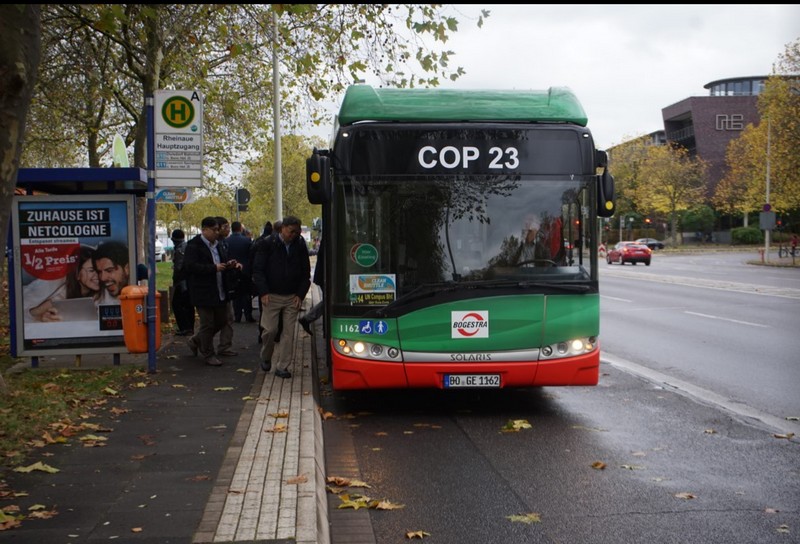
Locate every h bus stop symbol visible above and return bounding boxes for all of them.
[161,96,195,129]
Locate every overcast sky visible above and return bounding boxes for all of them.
[313,4,799,151]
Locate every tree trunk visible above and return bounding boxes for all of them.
[0,5,41,277]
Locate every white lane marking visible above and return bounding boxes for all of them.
[601,269,800,299]
[602,352,798,436]
[600,295,632,302]
[684,311,769,328]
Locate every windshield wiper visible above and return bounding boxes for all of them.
[517,281,590,292]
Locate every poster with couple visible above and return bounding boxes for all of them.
[11,194,136,356]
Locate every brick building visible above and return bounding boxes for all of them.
[661,76,765,199]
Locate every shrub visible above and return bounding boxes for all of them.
[731,227,762,245]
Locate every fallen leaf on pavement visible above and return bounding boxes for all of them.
[591,461,607,470]
[773,432,795,440]
[674,492,696,499]
[286,474,308,485]
[373,499,405,510]
[236,368,252,373]
[265,424,287,433]
[214,387,234,391]
[326,476,371,488]
[506,512,541,524]
[13,462,59,474]
[501,419,532,433]
[406,530,431,539]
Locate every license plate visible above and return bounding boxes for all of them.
[443,374,501,388]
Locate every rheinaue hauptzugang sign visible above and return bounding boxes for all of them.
[154,90,203,188]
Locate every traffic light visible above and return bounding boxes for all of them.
[236,188,251,212]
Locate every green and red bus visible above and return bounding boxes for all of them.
[307,85,615,390]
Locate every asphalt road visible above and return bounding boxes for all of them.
[322,251,800,544]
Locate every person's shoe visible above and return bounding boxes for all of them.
[274,368,292,379]
[260,360,272,372]
[217,350,238,357]
[187,338,198,357]
[298,317,312,335]
[205,356,223,366]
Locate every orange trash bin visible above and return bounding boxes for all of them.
[119,285,162,353]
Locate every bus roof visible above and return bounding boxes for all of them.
[337,85,588,127]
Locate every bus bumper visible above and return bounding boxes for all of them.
[330,349,599,390]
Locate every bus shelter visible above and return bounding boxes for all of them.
[8,167,156,369]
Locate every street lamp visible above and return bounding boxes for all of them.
[764,117,771,263]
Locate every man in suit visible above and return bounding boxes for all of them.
[183,216,242,366]
[226,220,255,323]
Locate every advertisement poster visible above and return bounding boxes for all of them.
[12,195,136,355]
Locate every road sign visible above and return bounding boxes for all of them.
[154,90,203,188]
[155,187,193,204]
[759,211,776,230]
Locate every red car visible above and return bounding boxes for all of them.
[607,241,652,266]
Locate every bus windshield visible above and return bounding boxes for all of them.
[333,174,594,308]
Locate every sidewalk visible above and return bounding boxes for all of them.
[2,287,328,544]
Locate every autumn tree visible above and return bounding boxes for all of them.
[608,135,651,217]
[632,144,707,244]
[715,38,800,224]
[20,5,488,260]
[713,125,765,226]
[242,134,326,229]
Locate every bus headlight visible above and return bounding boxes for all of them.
[539,336,597,360]
[333,338,403,362]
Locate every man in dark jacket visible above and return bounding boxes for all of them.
[252,216,311,378]
[226,220,255,322]
[170,229,195,335]
[183,216,242,366]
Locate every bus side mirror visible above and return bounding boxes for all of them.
[595,150,615,218]
[597,169,615,218]
[306,149,330,205]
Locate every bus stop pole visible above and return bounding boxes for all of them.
[146,95,157,373]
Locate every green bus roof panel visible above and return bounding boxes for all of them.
[338,85,588,127]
